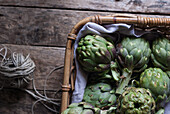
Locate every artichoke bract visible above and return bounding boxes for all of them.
[62,102,100,114]
[116,37,151,94]
[77,35,119,81]
[156,109,164,114]
[87,62,120,84]
[83,82,117,109]
[151,37,170,71]
[117,87,155,114]
[139,68,170,97]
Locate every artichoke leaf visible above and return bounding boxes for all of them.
[125,55,133,68]
[154,48,167,65]
[130,48,142,64]
[151,54,167,70]
[134,56,148,69]
[120,48,129,58]
[82,109,94,114]
[111,69,120,81]
[134,64,148,73]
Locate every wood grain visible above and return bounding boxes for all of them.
[0,44,64,113]
[0,0,170,14]
[0,7,169,47]
[0,2,169,113]
[1,44,65,91]
[0,7,107,47]
[0,88,61,114]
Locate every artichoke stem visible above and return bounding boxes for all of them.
[116,68,132,94]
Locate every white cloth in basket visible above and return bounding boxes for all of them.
[71,22,169,114]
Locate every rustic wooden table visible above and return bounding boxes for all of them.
[0,0,169,114]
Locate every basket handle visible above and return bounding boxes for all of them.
[70,15,170,35]
[137,16,170,26]
[92,15,170,26]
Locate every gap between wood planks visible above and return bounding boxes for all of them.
[0,6,169,47]
[0,4,169,16]
[1,87,62,93]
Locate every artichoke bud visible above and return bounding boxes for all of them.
[116,37,151,94]
[77,35,117,78]
[139,68,170,97]
[83,82,117,109]
[151,37,170,71]
[117,87,155,114]
[62,102,100,114]
[118,37,151,72]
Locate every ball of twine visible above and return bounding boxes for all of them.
[0,47,35,88]
[0,46,62,113]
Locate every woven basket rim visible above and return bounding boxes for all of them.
[61,14,170,113]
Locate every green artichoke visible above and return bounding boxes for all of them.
[151,37,170,71]
[77,35,119,81]
[117,87,155,114]
[139,68,170,97]
[116,37,151,94]
[83,82,117,109]
[62,102,100,114]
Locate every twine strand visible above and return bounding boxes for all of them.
[0,46,63,114]
[23,66,64,114]
[0,47,35,88]
[23,65,64,114]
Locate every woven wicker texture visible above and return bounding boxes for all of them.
[61,14,170,112]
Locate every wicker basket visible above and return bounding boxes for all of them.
[60,14,170,113]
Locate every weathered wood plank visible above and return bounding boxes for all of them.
[0,7,109,47]
[0,7,169,47]
[0,0,170,14]
[0,44,63,113]
[0,88,61,114]
[1,44,65,91]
